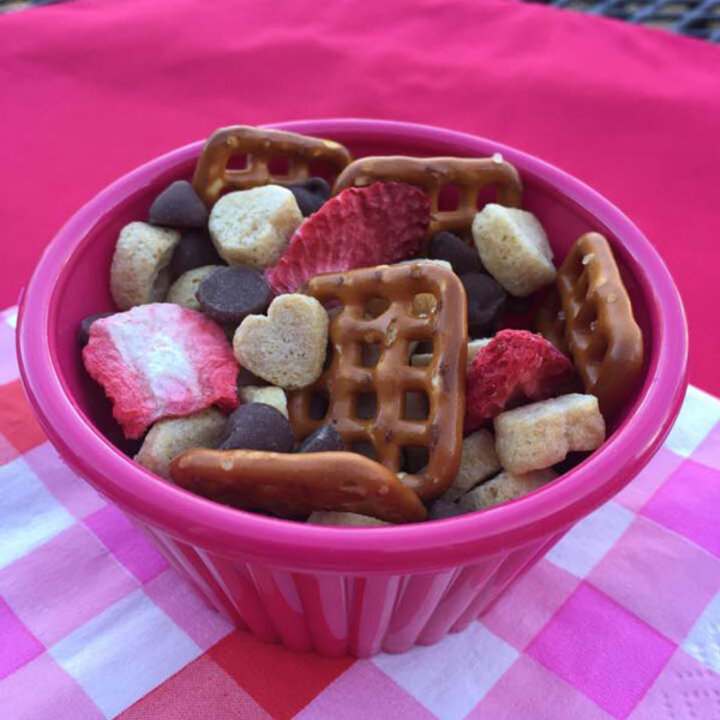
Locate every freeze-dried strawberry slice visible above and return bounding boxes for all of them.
[266,182,430,294]
[465,329,576,432]
[82,303,238,439]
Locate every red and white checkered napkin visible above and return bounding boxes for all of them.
[1,303,719,720]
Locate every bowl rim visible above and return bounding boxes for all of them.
[17,118,688,573]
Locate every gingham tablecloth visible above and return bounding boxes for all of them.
[1,304,719,720]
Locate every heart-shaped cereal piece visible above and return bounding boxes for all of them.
[233,294,328,389]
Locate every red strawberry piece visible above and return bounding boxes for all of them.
[82,303,238,439]
[465,329,575,433]
[265,182,430,294]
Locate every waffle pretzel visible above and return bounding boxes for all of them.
[288,262,468,502]
[333,155,522,238]
[170,449,427,523]
[192,125,353,208]
[536,232,643,418]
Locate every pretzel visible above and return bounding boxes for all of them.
[332,155,523,239]
[170,449,427,523]
[287,261,468,502]
[192,125,353,208]
[535,232,643,418]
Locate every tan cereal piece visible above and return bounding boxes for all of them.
[134,408,227,479]
[494,394,606,474]
[442,429,502,501]
[233,294,329,389]
[110,222,181,310]
[208,186,302,269]
[166,265,224,311]
[472,204,556,297]
[238,386,288,418]
[458,469,557,511]
[307,511,390,527]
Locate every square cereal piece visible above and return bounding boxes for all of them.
[458,469,556,511]
[442,429,501,501]
[134,408,227,479]
[472,204,556,297]
[494,394,605,474]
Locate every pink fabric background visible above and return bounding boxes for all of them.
[0,0,718,393]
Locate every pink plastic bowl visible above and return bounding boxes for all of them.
[17,119,687,657]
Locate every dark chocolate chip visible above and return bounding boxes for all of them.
[237,366,270,388]
[219,403,294,452]
[505,294,535,315]
[169,230,223,278]
[429,499,468,520]
[461,273,507,337]
[77,312,114,347]
[197,266,272,324]
[149,180,208,229]
[430,232,484,275]
[297,424,347,453]
[287,177,331,216]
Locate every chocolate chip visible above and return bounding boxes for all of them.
[461,273,507,337]
[287,177,331,216]
[219,403,294,452]
[149,180,208,229]
[430,232,484,275]
[428,498,468,520]
[297,424,347,453]
[169,230,223,278]
[197,266,272,324]
[77,312,114,347]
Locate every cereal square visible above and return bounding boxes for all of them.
[641,460,720,557]
[0,456,74,569]
[682,590,720,674]
[663,385,720,458]
[630,648,720,720]
[615,446,684,513]
[0,380,47,454]
[588,515,720,642]
[1,654,104,720]
[481,558,579,650]
[545,501,635,578]
[467,654,614,720]
[50,589,201,718]
[84,505,167,584]
[373,623,518,720]
[24,441,106,520]
[1,523,137,645]
[527,582,676,719]
[209,629,354,720]
[144,568,233,651]
[0,597,44,679]
[295,661,437,720]
[116,655,272,720]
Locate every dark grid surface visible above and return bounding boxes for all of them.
[527,0,720,41]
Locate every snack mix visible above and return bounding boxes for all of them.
[81,125,644,526]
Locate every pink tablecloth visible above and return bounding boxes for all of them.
[0,0,719,393]
[2,301,720,718]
